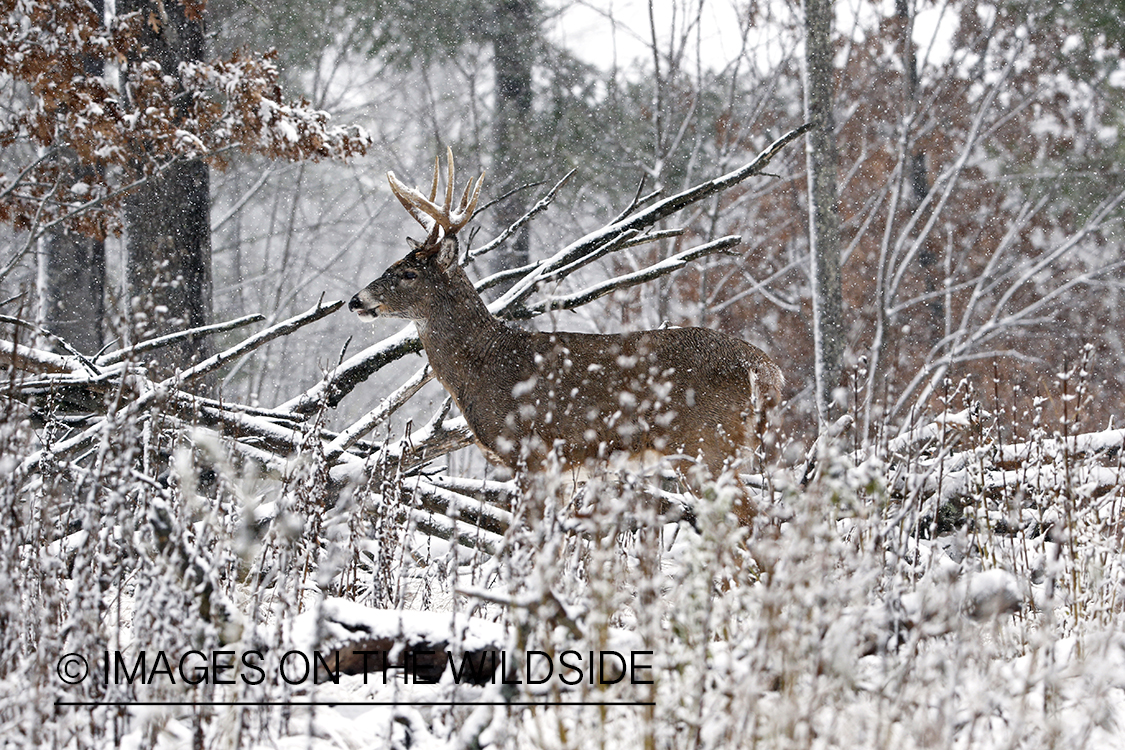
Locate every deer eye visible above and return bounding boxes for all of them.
[401,271,417,280]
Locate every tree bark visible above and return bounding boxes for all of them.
[119,0,214,375]
[488,0,535,278]
[123,160,213,370]
[802,0,845,430]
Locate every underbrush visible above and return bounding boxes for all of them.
[0,374,1123,750]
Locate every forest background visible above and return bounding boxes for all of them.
[5,0,1123,454]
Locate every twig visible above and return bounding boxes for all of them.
[0,315,100,375]
[517,235,743,317]
[172,301,343,386]
[0,148,58,202]
[490,123,813,314]
[610,174,658,224]
[17,300,344,472]
[280,327,423,416]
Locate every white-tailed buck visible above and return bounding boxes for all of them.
[350,151,782,521]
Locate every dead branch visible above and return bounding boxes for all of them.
[99,313,266,366]
[515,235,742,318]
[324,365,434,462]
[0,339,90,376]
[173,299,343,386]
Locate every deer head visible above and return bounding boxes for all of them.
[349,148,484,322]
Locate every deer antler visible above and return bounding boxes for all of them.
[387,147,485,245]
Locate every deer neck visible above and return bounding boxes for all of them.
[413,269,513,390]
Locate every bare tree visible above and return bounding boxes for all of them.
[802,0,845,432]
[487,0,537,278]
[117,0,214,374]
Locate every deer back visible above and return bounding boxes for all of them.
[469,325,784,473]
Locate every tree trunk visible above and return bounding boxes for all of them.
[38,223,105,355]
[802,0,845,430]
[38,0,105,356]
[488,0,535,277]
[123,160,214,370]
[119,0,214,375]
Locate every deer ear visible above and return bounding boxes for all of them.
[406,237,424,252]
[436,235,460,271]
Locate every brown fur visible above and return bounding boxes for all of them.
[350,238,782,481]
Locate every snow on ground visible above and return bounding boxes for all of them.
[5,421,1124,748]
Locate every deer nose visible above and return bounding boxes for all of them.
[348,295,364,312]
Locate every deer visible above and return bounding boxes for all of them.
[349,150,783,524]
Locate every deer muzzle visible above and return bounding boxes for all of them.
[348,291,383,320]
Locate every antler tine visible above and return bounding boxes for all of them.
[444,146,456,215]
[428,155,440,203]
[458,182,474,216]
[387,171,437,232]
[450,172,485,232]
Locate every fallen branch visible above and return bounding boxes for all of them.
[98,313,266,366]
